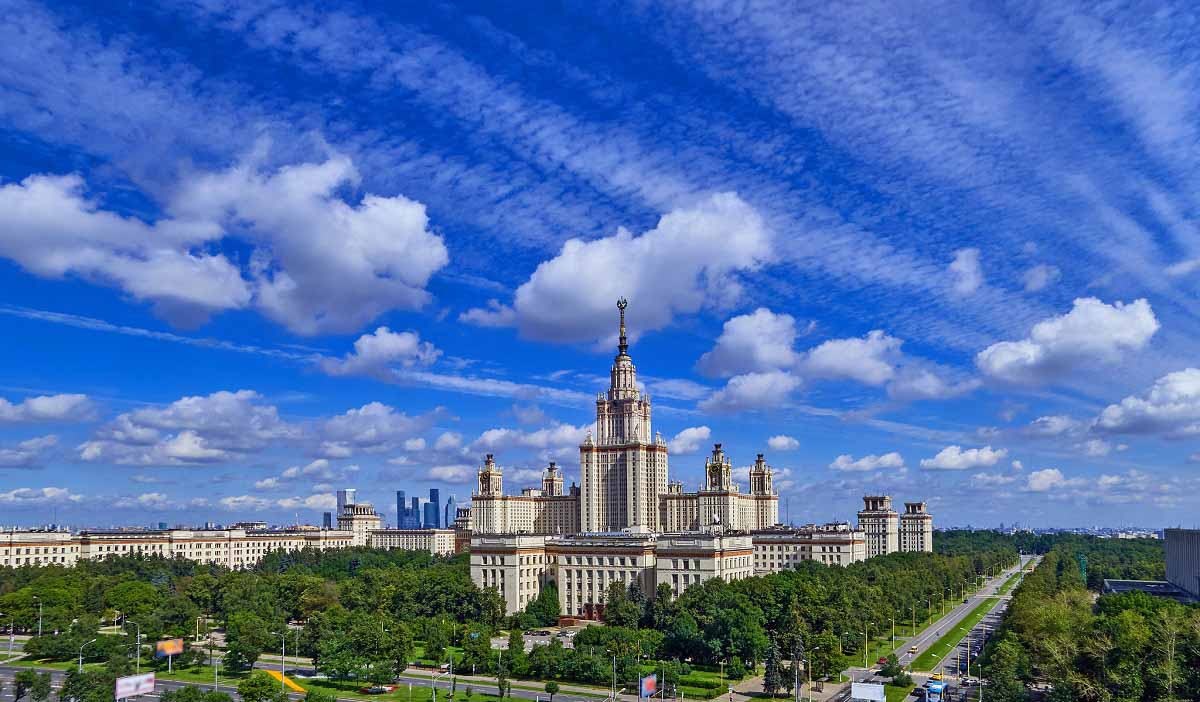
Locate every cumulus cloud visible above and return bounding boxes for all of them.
[276,493,337,510]
[1079,439,1113,457]
[0,486,82,506]
[256,459,350,491]
[458,299,516,327]
[1093,368,1200,437]
[471,423,589,452]
[829,452,905,472]
[699,371,801,413]
[697,308,800,377]
[920,445,1007,470]
[461,193,771,343]
[320,327,441,376]
[1026,415,1084,437]
[404,438,427,451]
[317,402,444,457]
[0,393,95,423]
[0,174,247,324]
[170,147,449,335]
[668,426,711,454]
[976,298,1159,384]
[1024,468,1086,493]
[767,435,800,451]
[886,365,980,401]
[429,464,475,483]
[802,330,901,385]
[0,434,58,468]
[435,432,464,451]
[970,472,1018,487]
[79,390,294,465]
[949,248,983,295]
[1022,264,1061,292]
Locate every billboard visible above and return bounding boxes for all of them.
[639,674,657,699]
[115,673,155,699]
[155,639,184,657]
[849,682,885,702]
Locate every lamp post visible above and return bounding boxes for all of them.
[126,620,142,675]
[280,632,287,695]
[862,622,873,668]
[34,596,43,637]
[79,638,97,672]
[890,617,895,651]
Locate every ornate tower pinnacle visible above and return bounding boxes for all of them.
[617,297,629,356]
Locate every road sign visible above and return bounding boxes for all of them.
[115,672,155,699]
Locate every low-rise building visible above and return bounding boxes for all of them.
[369,528,456,555]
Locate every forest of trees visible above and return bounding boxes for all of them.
[982,536,1198,702]
[0,533,1018,699]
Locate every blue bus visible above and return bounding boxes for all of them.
[925,681,946,701]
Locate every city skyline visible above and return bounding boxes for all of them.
[3,1,1200,528]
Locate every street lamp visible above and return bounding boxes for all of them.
[862,622,873,668]
[79,638,97,672]
[33,596,43,637]
[889,616,895,651]
[126,620,143,675]
[280,632,288,695]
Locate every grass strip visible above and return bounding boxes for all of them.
[910,598,1000,672]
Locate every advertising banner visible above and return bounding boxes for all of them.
[155,639,184,658]
[639,674,657,699]
[115,673,155,699]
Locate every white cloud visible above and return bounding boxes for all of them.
[767,435,800,451]
[0,486,82,506]
[170,146,449,335]
[458,299,516,327]
[976,298,1159,384]
[829,452,905,472]
[1024,468,1086,493]
[1026,415,1084,437]
[949,248,983,295]
[1079,439,1113,457]
[320,327,440,376]
[1012,460,1024,471]
[429,464,475,483]
[79,390,294,465]
[1022,264,1061,292]
[920,445,1007,470]
[0,393,95,423]
[471,423,589,452]
[699,370,801,413]
[0,173,248,324]
[668,426,711,454]
[886,365,980,401]
[1093,368,1200,437]
[462,193,771,343]
[404,438,427,451]
[697,308,800,377]
[218,495,272,511]
[276,493,337,510]
[644,378,711,401]
[1165,258,1200,277]
[317,402,443,457]
[802,330,901,385]
[970,472,1018,487]
[0,434,58,468]
[435,432,463,451]
[113,492,172,510]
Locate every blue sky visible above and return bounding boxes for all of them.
[2,0,1199,529]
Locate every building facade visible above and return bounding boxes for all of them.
[899,502,933,552]
[470,457,582,535]
[337,502,384,546]
[660,447,778,532]
[857,495,900,557]
[751,523,867,574]
[369,528,456,555]
[1165,528,1200,599]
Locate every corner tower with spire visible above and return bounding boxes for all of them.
[580,299,669,531]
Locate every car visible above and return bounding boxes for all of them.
[877,657,889,665]
[556,631,573,638]
[962,598,969,603]
[360,686,396,694]
[909,645,919,654]
[963,678,979,686]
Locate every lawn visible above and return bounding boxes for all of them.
[910,598,1000,672]
[884,683,913,702]
[994,572,1022,597]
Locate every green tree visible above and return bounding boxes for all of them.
[224,612,272,671]
[505,628,527,678]
[28,672,51,702]
[726,657,747,680]
[304,690,337,702]
[521,583,560,628]
[602,583,640,629]
[762,637,782,696]
[12,670,36,702]
[237,672,284,702]
[544,681,559,702]
[879,654,901,678]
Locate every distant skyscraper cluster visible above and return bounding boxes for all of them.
[395,488,456,529]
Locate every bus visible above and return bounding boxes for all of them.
[925,681,946,701]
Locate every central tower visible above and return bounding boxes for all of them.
[580,299,669,532]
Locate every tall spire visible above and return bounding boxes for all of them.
[616,297,629,356]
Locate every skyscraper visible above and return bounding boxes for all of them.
[336,488,356,516]
[444,494,456,530]
[322,512,332,529]
[580,299,669,531]
[396,490,406,529]
[427,488,441,528]
[410,497,421,528]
